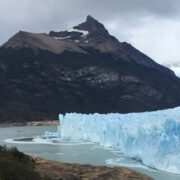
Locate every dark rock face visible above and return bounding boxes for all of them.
[0,16,180,122]
[49,15,110,41]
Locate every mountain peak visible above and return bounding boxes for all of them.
[49,16,110,43]
[2,31,36,48]
[74,16,109,36]
[86,15,99,23]
[10,31,32,39]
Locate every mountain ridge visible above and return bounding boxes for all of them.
[2,31,86,54]
[3,16,173,73]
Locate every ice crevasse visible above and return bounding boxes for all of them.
[59,107,180,174]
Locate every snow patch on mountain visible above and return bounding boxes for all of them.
[53,36,71,40]
[67,27,89,38]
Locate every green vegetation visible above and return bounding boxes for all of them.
[0,145,41,180]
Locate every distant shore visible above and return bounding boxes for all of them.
[0,120,59,127]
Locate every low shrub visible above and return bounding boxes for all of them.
[0,145,41,180]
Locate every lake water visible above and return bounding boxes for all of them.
[0,125,179,180]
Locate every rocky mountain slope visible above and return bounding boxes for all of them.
[0,16,180,122]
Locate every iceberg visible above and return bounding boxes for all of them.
[59,107,180,174]
[44,131,59,138]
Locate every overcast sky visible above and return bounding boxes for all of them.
[1,0,180,64]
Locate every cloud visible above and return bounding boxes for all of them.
[126,17,180,64]
[0,0,180,64]
[106,16,180,64]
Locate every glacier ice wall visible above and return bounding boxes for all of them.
[59,107,180,174]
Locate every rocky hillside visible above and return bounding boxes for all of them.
[0,16,180,122]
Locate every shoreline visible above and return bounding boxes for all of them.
[0,120,59,127]
[32,156,153,180]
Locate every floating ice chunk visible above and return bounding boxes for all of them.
[59,107,180,174]
[44,131,59,138]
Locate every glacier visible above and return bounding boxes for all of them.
[59,107,180,174]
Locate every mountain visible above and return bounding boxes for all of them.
[0,15,180,122]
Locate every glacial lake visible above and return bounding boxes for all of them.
[0,125,179,180]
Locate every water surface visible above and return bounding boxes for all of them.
[0,126,179,180]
